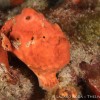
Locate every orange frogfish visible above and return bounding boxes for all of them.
[0,8,70,90]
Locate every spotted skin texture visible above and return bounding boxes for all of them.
[1,8,70,90]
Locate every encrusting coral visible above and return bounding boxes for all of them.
[0,8,70,90]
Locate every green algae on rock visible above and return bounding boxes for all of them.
[75,11,100,45]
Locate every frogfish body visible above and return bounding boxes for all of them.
[1,8,70,90]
